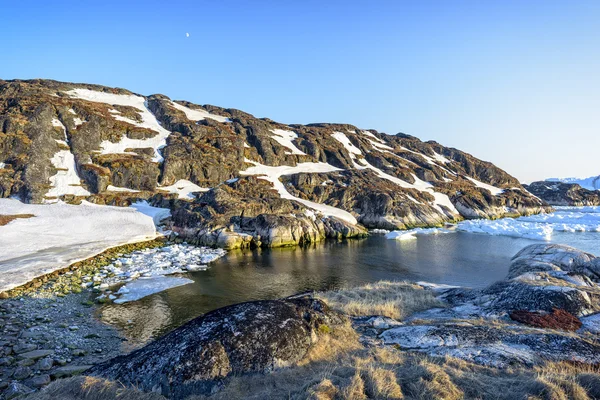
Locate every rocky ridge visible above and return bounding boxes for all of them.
[525,181,600,206]
[0,79,549,248]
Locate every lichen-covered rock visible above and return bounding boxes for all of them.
[89,298,347,398]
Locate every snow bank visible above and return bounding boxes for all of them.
[240,159,357,224]
[158,179,209,200]
[270,129,306,155]
[106,185,140,193]
[129,201,171,225]
[65,88,171,162]
[170,101,230,123]
[0,199,159,292]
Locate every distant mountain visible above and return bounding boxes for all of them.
[546,176,600,191]
[524,181,600,207]
[0,79,549,248]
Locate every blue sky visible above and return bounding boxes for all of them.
[1,0,598,182]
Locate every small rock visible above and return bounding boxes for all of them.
[37,357,54,371]
[4,382,34,399]
[17,358,35,367]
[68,325,79,331]
[0,357,12,366]
[51,365,92,378]
[31,374,51,388]
[72,348,86,357]
[18,349,53,361]
[12,366,32,380]
[12,343,37,354]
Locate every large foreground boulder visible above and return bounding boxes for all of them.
[89,297,346,398]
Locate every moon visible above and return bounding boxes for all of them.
[186,33,190,38]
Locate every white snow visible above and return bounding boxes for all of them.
[466,177,505,196]
[68,109,76,115]
[331,131,458,216]
[240,159,357,224]
[46,118,90,199]
[0,199,159,292]
[106,185,140,193]
[158,179,208,200]
[73,117,85,126]
[113,276,193,304]
[129,201,171,225]
[170,101,230,123]
[65,88,171,162]
[270,129,306,155]
[0,163,5,169]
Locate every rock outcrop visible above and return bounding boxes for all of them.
[89,297,347,398]
[525,181,600,206]
[372,244,600,367]
[0,79,550,247]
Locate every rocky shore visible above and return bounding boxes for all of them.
[7,242,598,399]
[525,181,600,206]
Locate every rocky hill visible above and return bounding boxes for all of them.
[525,181,600,206]
[0,79,549,248]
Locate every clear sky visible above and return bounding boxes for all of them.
[1,0,598,182]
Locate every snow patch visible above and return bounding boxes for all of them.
[65,88,171,162]
[270,129,306,155]
[129,201,171,226]
[106,185,140,193]
[158,179,208,200]
[170,101,230,123]
[240,159,357,224]
[466,177,504,196]
[386,227,452,241]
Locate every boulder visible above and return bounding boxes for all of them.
[90,297,347,397]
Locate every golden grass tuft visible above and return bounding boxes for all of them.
[315,280,444,319]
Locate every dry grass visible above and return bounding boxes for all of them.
[0,213,34,226]
[28,280,600,399]
[315,280,444,319]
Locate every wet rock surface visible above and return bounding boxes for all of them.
[89,297,347,398]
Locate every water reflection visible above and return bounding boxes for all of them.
[100,232,599,344]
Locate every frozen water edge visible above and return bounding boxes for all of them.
[92,244,226,304]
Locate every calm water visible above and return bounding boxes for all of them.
[100,230,599,343]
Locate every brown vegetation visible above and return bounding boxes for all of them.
[510,308,583,331]
[0,213,34,226]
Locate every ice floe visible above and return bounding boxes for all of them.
[386,227,452,241]
[129,201,171,225]
[89,244,226,304]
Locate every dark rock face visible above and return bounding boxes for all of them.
[89,298,347,398]
[525,181,600,206]
[0,79,550,247]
